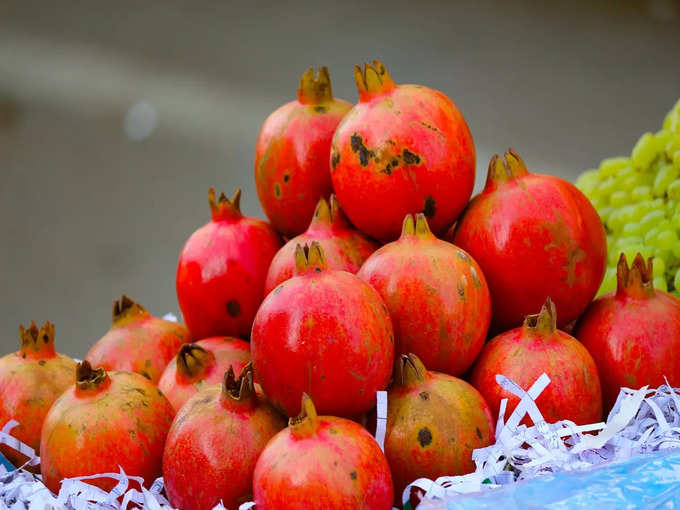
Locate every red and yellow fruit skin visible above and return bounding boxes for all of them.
[358,214,491,376]
[470,298,603,425]
[163,366,285,510]
[386,354,494,498]
[0,322,76,469]
[264,195,378,295]
[453,149,607,332]
[255,67,352,238]
[251,242,394,417]
[253,394,394,510]
[85,296,189,384]
[330,60,475,242]
[157,336,251,411]
[176,189,282,340]
[40,362,174,494]
[575,254,680,411]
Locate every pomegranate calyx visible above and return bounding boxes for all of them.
[19,320,56,359]
[289,393,319,438]
[75,360,109,392]
[309,195,350,232]
[616,253,655,299]
[294,241,328,275]
[222,363,256,402]
[485,148,530,190]
[395,353,428,388]
[401,213,435,240]
[523,297,557,335]
[298,67,334,105]
[112,295,150,326]
[176,344,216,380]
[354,59,396,102]
[209,188,243,222]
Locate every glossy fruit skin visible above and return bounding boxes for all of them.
[251,242,394,417]
[157,336,251,411]
[176,189,282,340]
[265,195,378,295]
[575,254,680,410]
[255,68,352,238]
[386,354,494,498]
[330,60,475,242]
[358,214,491,376]
[0,322,76,469]
[253,394,393,509]
[163,367,285,510]
[470,299,603,425]
[453,149,607,332]
[86,296,189,384]
[40,363,174,494]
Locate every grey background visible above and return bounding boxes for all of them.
[1,0,679,357]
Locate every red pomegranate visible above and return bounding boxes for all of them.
[40,361,174,494]
[251,242,394,417]
[265,195,378,294]
[470,298,603,425]
[157,336,251,411]
[255,67,353,237]
[163,365,285,510]
[330,60,475,241]
[0,322,76,469]
[176,188,282,339]
[253,394,394,509]
[358,213,491,376]
[386,354,494,497]
[85,295,189,384]
[452,149,607,331]
[575,254,680,410]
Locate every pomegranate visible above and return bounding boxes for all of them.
[470,298,603,425]
[176,188,282,339]
[330,60,475,241]
[575,253,680,410]
[253,394,393,509]
[386,354,494,498]
[85,295,189,384]
[163,364,285,510]
[255,67,352,237]
[265,194,378,294]
[452,148,607,331]
[157,336,251,411]
[251,241,394,417]
[0,321,76,469]
[40,361,174,494]
[358,213,491,376]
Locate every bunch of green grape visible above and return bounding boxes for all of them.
[576,98,680,297]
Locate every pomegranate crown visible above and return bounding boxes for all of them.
[209,187,243,222]
[176,343,216,379]
[395,353,429,388]
[75,360,109,391]
[523,297,557,334]
[290,393,320,438]
[112,295,149,325]
[298,67,334,105]
[354,59,396,102]
[401,213,435,240]
[19,320,56,359]
[485,148,530,190]
[294,241,328,275]
[309,194,350,231]
[616,253,655,299]
[222,363,255,402]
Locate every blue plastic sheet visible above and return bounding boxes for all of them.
[419,448,680,509]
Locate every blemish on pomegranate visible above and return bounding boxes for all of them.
[283,173,290,183]
[226,300,241,317]
[350,471,357,480]
[38,360,46,366]
[141,371,151,380]
[470,266,482,287]
[402,149,421,165]
[314,105,328,113]
[457,282,465,300]
[350,133,374,167]
[475,427,482,439]
[274,183,282,198]
[418,427,432,447]
[329,427,339,435]
[200,395,211,404]
[419,391,429,400]
[423,195,436,218]
[331,151,340,170]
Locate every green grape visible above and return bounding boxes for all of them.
[673,150,680,169]
[653,164,680,197]
[652,256,666,277]
[631,186,652,202]
[598,177,617,198]
[622,244,650,263]
[644,226,660,244]
[655,129,672,151]
[640,209,665,231]
[622,222,641,236]
[674,268,680,292]
[654,276,668,292]
[609,190,630,207]
[655,229,678,250]
[575,169,600,193]
[667,138,680,158]
[599,157,629,178]
[668,180,680,201]
[597,267,618,297]
[598,206,613,223]
[633,201,655,220]
[632,133,658,169]
[667,200,677,217]
[620,205,637,224]
[607,210,624,233]
[615,236,644,248]
[619,173,641,192]
[651,198,665,210]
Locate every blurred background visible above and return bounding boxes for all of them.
[1,0,679,357]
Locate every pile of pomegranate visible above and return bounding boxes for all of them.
[2,61,679,510]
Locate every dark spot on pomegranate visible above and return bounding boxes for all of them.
[423,195,436,218]
[331,151,340,170]
[141,371,151,380]
[38,360,46,366]
[129,429,136,437]
[274,183,282,198]
[457,251,471,262]
[402,149,421,165]
[314,105,328,113]
[283,173,290,183]
[134,388,146,395]
[476,427,482,439]
[382,164,392,175]
[273,285,283,294]
[329,427,339,435]
[457,282,465,300]
[418,427,432,447]
[350,471,357,480]
[22,353,25,359]
[350,133,374,167]
[157,389,163,397]
[226,300,241,317]
[43,334,49,343]
[419,391,429,400]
